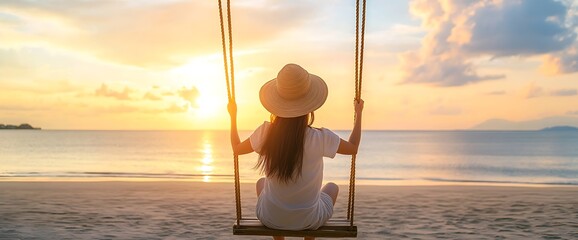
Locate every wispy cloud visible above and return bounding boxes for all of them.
[486,90,506,96]
[522,83,545,99]
[95,103,189,114]
[2,79,81,95]
[567,110,578,115]
[0,104,47,111]
[400,0,577,86]
[0,0,323,68]
[96,104,140,114]
[522,84,577,98]
[429,105,462,115]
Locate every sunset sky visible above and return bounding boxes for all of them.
[1,0,578,130]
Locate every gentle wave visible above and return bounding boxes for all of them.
[420,177,578,186]
[354,176,578,186]
[0,171,233,179]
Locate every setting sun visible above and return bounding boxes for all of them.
[170,55,227,119]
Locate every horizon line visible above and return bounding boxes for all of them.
[4,128,568,132]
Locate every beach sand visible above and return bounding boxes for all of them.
[0,182,577,239]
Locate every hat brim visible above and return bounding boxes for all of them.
[259,74,328,118]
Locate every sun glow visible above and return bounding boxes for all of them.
[170,55,227,119]
[195,93,223,118]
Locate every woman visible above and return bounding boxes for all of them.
[228,63,363,240]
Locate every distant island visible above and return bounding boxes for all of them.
[540,126,578,131]
[0,123,41,130]
[472,116,578,130]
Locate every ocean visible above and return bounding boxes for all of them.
[1,130,577,186]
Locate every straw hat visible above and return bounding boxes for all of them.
[259,64,328,118]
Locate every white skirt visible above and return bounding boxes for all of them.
[256,192,334,230]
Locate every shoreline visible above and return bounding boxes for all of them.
[1,178,577,188]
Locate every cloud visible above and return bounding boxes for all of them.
[567,110,578,115]
[0,0,323,68]
[463,0,575,56]
[522,83,545,99]
[143,92,162,101]
[550,88,577,97]
[164,103,189,113]
[400,0,577,87]
[94,83,132,100]
[177,86,200,107]
[521,84,577,98]
[542,44,578,74]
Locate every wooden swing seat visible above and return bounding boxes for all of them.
[233,218,357,238]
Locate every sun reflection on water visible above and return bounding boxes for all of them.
[200,142,213,182]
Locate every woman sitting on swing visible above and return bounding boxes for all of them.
[228,63,364,240]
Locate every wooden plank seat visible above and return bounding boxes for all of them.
[233,218,357,238]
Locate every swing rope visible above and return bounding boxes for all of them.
[347,0,366,227]
[217,0,241,226]
[219,0,366,230]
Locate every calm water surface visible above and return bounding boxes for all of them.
[1,130,577,186]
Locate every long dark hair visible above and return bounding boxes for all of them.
[256,112,315,183]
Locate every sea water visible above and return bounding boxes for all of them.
[1,130,577,186]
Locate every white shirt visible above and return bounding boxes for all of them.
[250,121,341,230]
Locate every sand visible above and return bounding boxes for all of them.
[0,182,577,239]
